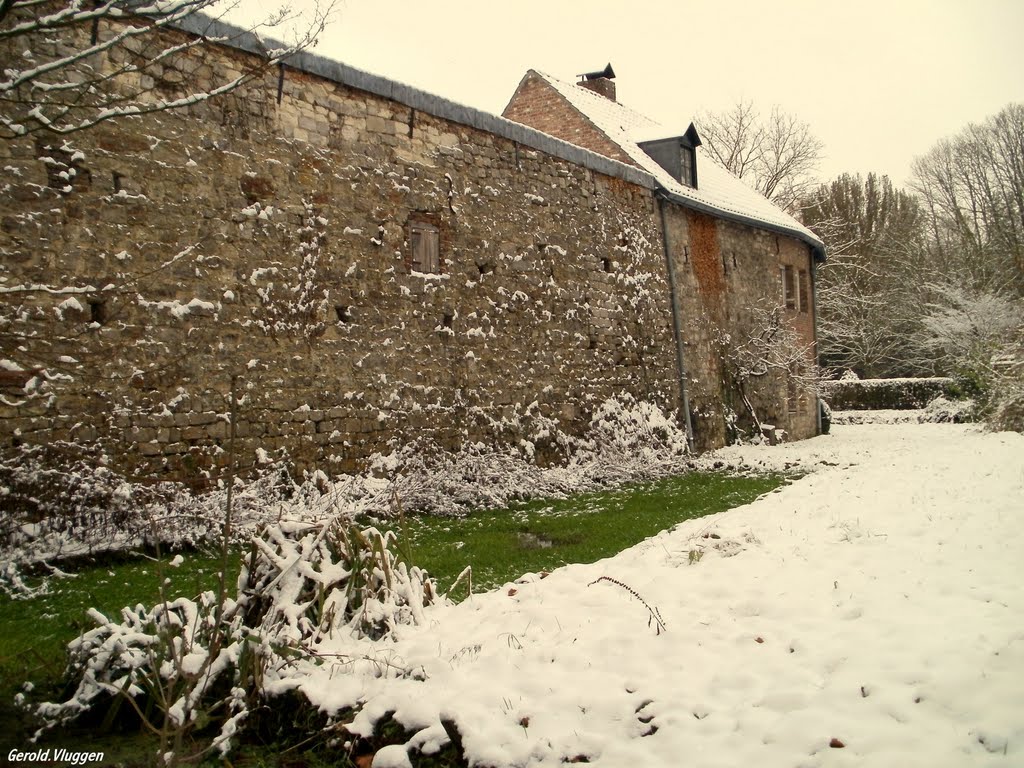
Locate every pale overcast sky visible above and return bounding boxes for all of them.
[233,0,1024,188]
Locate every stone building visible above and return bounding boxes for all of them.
[503,68,825,447]
[0,17,824,484]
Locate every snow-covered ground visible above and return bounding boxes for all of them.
[281,423,1024,767]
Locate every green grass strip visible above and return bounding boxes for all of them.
[391,470,786,595]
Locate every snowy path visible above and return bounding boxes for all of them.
[291,424,1024,767]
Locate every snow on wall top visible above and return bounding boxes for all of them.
[168,14,822,258]
[534,71,825,259]
[168,14,654,190]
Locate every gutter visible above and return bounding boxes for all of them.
[811,257,824,435]
[654,187,695,451]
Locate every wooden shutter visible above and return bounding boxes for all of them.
[411,222,440,273]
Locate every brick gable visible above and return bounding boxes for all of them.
[502,71,638,168]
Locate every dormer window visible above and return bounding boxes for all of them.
[637,122,702,189]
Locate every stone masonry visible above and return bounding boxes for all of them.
[503,71,821,449]
[0,21,682,483]
[0,15,820,484]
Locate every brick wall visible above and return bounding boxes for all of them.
[502,72,637,167]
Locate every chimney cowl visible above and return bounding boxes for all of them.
[577,63,617,102]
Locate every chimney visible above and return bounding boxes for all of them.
[578,63,616,102]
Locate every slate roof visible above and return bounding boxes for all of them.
[533,71,825,260]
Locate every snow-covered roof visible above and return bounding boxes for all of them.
[533,71,825,260]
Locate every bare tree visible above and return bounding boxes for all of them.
[697,99,824,213]
[0,0,333,140]
[911,103,1024,295]
[802,173,929,377]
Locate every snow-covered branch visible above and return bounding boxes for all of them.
[0,0,334,139]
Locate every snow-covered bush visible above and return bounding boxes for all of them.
[987,342,1024,432]
[917,396,978,423]
[913,283,1022,430]
[0,454,388,564]
[383,394,690,516]
[573,393,689,484]
[0,442,172,556]
[34,519,436,762]
[36,589,260,759]
[2,395,690,562]
[240,520,437,642]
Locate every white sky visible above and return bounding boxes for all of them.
[233,0,1024,188]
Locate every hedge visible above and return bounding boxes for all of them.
[819,377,959,411]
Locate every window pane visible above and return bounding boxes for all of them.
[680,148,694,188]
[783,265,796,308]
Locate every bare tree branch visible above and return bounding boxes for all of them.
[0,0,335,139]
[802,173,929,377]
[696,100,823,213]
[910,103,1024,295]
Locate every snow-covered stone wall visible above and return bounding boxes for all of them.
[0,36,679,482]
[662,206,819,449]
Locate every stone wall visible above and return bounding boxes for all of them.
[661,205,818,448]
[501,73,821,447]
[0,31,680,482]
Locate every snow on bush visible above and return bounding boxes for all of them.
[829,396,978,426]
[818,377,957,410]
[913,283,1023,432]
[34,518,437,760]
[2,395,689,561]
[830,410,920,426]
[918,396,977,424]
[387,393,689,516]
[987,338,1024,433]
[240,520,437,642]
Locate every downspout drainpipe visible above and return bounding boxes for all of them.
[811,251,823,435]
[655,186,694,451]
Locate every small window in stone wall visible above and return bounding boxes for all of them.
[36,139,90,195]
[409,221,440,274]
[89,300,107,325]
[798,269,810,313]
[782,265,797,309]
